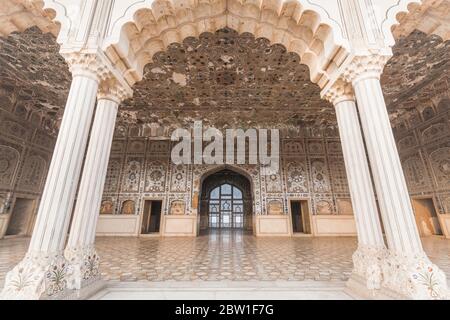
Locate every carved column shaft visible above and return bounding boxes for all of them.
[352,76,422,253]
[29,73,99,253]
[1,65,100,299]
[325,83,386,290]
[344,55,448,299]
[64,79,129,290]
[334,99,384,247]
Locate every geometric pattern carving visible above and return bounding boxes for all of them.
[104,159,122,193]
[144,160,166,192]
[170,164,187,192]
[122,158,142,192]
[329,158,349,193]
[285,161,308,193]
[311,159,330,193]
[265,172,282,193]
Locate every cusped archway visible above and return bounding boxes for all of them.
[199,167,253,231]
[103,0,349,89]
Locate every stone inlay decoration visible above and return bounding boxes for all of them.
[121,28,335,129]
[0,27,71,134]
[382,30,450,126]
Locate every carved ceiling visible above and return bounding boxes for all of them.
[381,30,450,125]
[0,26,70,134]
[121,28,334,130]
[0,27,448,135]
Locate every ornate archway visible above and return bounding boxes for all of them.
[102,0,349,88]
[199,168,253,231]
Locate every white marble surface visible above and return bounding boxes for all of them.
[89,281,353,300]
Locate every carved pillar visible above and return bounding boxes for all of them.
[64,81,130,290]
[324,81,386,291]
[0,54,106,300]
[344,55,448,299]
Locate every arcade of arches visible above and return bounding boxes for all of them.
[0,0,449,300]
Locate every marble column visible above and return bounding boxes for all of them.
[64,83,127,290]
[345,55,448,299]
[324,81,386,291]
[0,55,103,300]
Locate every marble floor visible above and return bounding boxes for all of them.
[0,231,449,291]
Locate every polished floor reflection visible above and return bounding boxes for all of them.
[1,231,449,287]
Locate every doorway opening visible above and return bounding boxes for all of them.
[412,198,443,236]
[6,198,35,236]
[141,200,162,234]
[200,168,253,232]
[290,200,311,234]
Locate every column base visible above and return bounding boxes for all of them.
[0,252,69,300]
[351,245,386,290]
[382,251,449,300]
[64,246,100,290]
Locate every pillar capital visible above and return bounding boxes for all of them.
[322,79,355,105]
[61,51,133,100]
[98,78,132,104]
[62,52,109,82]
[342,54,391,84]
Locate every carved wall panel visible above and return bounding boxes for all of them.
[120,200,135,215]
[17,155,46,191]
[422,123,448,143]
[337,199,353,215]
[329,157,349,193]
[285,160,309,193]
[265,172,282,193]
[403,155,430,191]
[267,200,283,215]
[430,147,450,189]
[104,158,122,193]
[307,140,325,154]
[144,160,166,192]
[100,200,114,215]
[315,200,333,215]
[121,158,142,192]
[0,145,20,187]
[170,200,185,215]
[310,159,330,193]
[170,164,187,192]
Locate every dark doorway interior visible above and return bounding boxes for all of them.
[141,200,162,234]
[290,200,311,234]
[6,198,35,236]
[291,201,303,233]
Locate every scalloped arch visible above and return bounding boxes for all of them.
[0,0,71,41]
[381,0,422,47]
[103,0,350,88]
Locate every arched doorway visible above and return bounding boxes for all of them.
[199,169,253,232]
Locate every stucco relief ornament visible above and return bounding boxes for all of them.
[65,246,100,290]
[322,79,355,105]
[0,252,68,300]
[382,251,449,300]
[62,52,110,82]
[342,54,391,83]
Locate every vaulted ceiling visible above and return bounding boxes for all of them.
[0,26,448,135]
[120,28,334,129]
